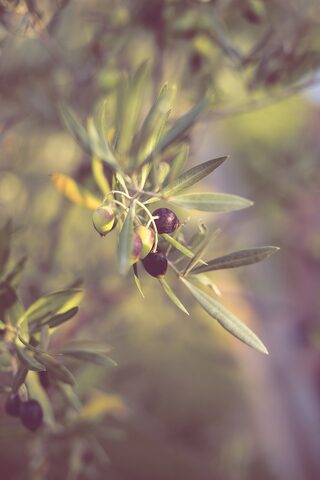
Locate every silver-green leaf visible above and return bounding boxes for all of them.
[191,246,280,274]
[181,279,268,354]
[168,192,253,212]
[162,156,227,197]
[158,278,189,315]
[117,203,135,275]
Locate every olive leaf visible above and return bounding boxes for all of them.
[158,277,189,315]
[59,103,91,154]
[0,220,12,277]
[5,255,27,286]
[11,365,28,394]
[168,192,253,212]
[133,264,145,298]
[149,94,209,159]
[133,82,175,163]
[50,173,101,210]
[161,156,227,197]
[191,246,280,274]
[16,346,46,372]
[117,202,135,275]
[92,156,111,195]
[167,144,189,183]
[61,351,117,368]
[87,117,120,171]
[36,352,76,386]
[20,288,83,330]
[58,340,113,354]
[181,279,268,354]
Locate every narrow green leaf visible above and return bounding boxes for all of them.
[169,192,253,212]
[21,289,83,329]
[161,233,194,259]
[162,156,227,197]
[189,273,222,296]
[5,256,27,286]
[11,365,28,394]
[59,103,91,153]
[151,95,209,157]
[87,118,119,171]
[183,238,210,276]
[48,306,79,329]
[134,83,175,163]
[36,352,76,385]
[181,279,268,354]
[40,325,50,351]
[191,246,280,274]
[117,203,135,275]
[16,346,46,372]
[167,144,189,184]
[61,351,117,368]
[133,264,144,298]
[158,278,189,315]
[26,371,55,425]
[0,220,12,276]
[116,62,149,155]
[59,341,112,355]
[92,157,110,195]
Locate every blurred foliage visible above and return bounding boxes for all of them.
[1,1,320,479]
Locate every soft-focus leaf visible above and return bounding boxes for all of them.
[191,246,280,274]
[167,144,189,183]
[62,351,117,367]
[133,83,175,163]
[5,256,27,287]
[11,365,28,394]
[50,173,101,209]
[59,340,112,355]
[0,220,12,276]
[158,278,189,315]
[161,233,194,259]
[40,325,50,351]
[189,273,222,296]
[87,118,119,171]
[162,156,227,197]
[169,192,253,212]
[116,62,148,155]
[21,288,83,328]
[133,264,144,298]
[16,346,46,372]
[181,279,268,354]
[59,103,91,153]
[117,203,135,275]
[150,94,209,158]
[45,306,79,330]
[36,352,76,385]
[26,371,55,425]
[92,157,111,195]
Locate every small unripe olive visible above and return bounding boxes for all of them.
[152,208,180,234]
[135,225,155,259]
[131,233,142,265]
[142,250,168,277]
[5,394,21,417]
[92,205,116,236]
[20,399,43,432]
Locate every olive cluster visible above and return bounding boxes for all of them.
[5,394,43,432]
[93,206,180,278]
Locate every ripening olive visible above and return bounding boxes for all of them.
[135,225,155,259]
[152,208,180,234]
[92,205,116,236]
[142,250,168,277]
[19,399,43,432]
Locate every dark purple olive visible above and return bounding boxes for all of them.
[152,208,180,234]
[142,250,168,277]
[20,399,43,432]
[5,394,21,417]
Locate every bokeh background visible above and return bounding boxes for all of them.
[1,1,320,479]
